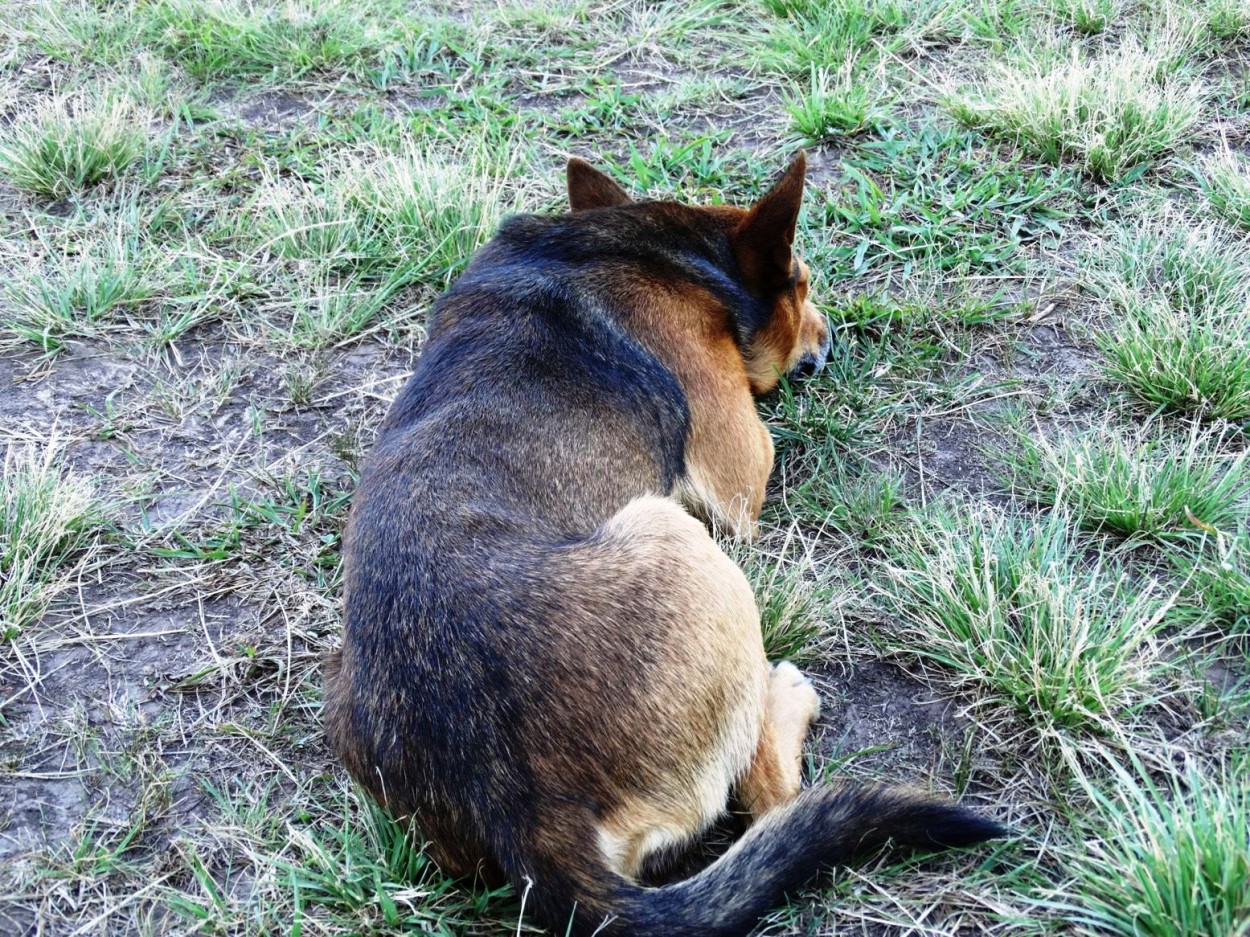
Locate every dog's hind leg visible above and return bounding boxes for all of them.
[578,496,769,879]
[737,661,820,820]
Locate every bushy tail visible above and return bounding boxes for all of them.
[513,786,1006,937]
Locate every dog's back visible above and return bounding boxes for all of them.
[324,158,1005,936]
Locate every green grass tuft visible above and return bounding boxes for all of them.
[1204,0,1250,41]
[1,445,106,639]
[1178,533,1250,635]
[949,39,1203,181]
[785,66,883,142]
[1051,0,1119,35]
[140,0,411,82]
[817,123,1075,279]
[1196,149,1250,231]
[1092,216,1250,421]
[1044,758,1250,937]
[761,0,907,74]
[1008,422,1250,540]
[736,537,840,663]
[253,138,526,288]
[3,233,152,352]
[875,503,1169,730]
[0,95,148,199]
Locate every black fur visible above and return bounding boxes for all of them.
[536,787,1008,936]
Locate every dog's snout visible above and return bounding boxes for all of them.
[789,354,823,380]
[789,336,831,381]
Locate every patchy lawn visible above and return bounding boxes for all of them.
[2,0,1248,934]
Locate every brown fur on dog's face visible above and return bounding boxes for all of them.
[743,256,828,394]
[714,153,829,394]
[570,153,830,396]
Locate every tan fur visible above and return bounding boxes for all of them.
[746,260,824,393]
[620,283,776,537]
[740,663,822,819]
[570,496,768,876]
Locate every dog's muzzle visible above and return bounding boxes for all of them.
[788,338,832,381]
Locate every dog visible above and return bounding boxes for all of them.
[323,152,1005,936]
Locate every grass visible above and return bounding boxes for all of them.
[874,503,1170,731]
[1008,421,1250,540]
[1051,0,1120,35]
[2,0,1248,934]
[949,38,1204,181]
[785,66,884,142]
[0,94,149,199]
[735,533,843,663]
[140,0,413,83]
[759,0,954,77]
[168,782,513,933]
[1178,532,1250,635]
[760,0,906,74]
[1204,0,1250,41]
[1043,757,1250,937]
[1092,215,1250,421]
[816,123,1077,280]
[3,228,153,352]
[1,444,106,640]
[1197,148,1250,230]
[252,137,528,288]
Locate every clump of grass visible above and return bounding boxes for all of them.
[733,533,840,663]
[1,445,106,639]
[3,235,151,352]
[140,0,409,82]
[1008,422,1250,540]
[253,137,525,288]
[24,0,144,65]
[874,504,1169,730]
[273,269,412,349]
[1204,0,1250,41]
[761,0,906,74]
[818,123,1076,279]
[760,0,955,75]
[0,94,148,199]
[1044,758,1250,937]
[603,132,761,199]
[949,40,1204,181]
[1178,533,1250,635]
[1196,149,1250,230]
[784,66,883,141]
[791,459,907,546]
[1092,216,1250,421]
[1052,0,1119,35]
[162,780,511,932]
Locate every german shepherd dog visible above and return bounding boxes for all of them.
[323,153,1004,936]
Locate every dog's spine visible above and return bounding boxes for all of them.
[505,786,1005,937]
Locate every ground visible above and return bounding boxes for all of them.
[1,1,1249,934]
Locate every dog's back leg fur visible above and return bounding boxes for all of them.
[562,495,768,880]
[480,497,1004,936]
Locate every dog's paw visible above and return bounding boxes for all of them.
[770,660,821,726]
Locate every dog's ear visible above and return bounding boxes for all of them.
[733,152,807,290]
[567,157,632,211]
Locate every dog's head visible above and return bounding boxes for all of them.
[567,153,830,395]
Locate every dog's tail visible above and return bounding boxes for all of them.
[505,785,1007,937]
